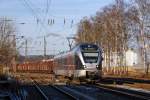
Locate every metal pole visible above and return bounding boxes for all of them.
[67,38,72,50]
[12,35,16,72]
[25,39,28,61]
[67,37,76,50]
[44,36,47,59]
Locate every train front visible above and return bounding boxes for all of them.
[78,43,103,79]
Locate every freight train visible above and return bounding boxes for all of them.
[53,43,103,79]
[16,60,53,73]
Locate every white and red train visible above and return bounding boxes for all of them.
[53,43,103,79]
[16,43,103,79]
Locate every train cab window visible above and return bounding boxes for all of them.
[84,57,98,63]
[82,52,99,63]
[80,44,100,63]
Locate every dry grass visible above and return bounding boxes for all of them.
[103,67,150,80]
[124,83,150,90]
[103,74,150,80]
[12,73,54,85]
[12,73,80,85]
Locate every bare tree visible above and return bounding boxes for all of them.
[0,17,16,73]
[76,17,93,43]
[76,0,150,77]
[134,0,150,75]
[127,0,150,75]
[76,0,130,75]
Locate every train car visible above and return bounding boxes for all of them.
[53,43,103,79]
[16,60,54,73]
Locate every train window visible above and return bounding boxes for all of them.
[82,52,99,63]
[85,57,97,63]
[83,52,98,57]
[84,57,98,63]
[80,44,99,51]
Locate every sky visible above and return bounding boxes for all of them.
[0,0,114,55]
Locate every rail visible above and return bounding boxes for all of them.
[94,83,150,100]
[102,77,150,84]
[50,85,77,100]
[31,79,49,100]
[0,94,11,100]
[31,77,77,100]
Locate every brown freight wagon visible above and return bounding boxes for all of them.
[16,59,54,74]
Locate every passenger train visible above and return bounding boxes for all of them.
[53,43,103,79]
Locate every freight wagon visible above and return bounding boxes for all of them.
[16,59,54,74]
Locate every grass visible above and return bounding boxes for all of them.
[12,73,54,85]
[103,66,150,79]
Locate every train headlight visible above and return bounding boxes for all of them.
[83,65,86,68]
[96,65,99,68]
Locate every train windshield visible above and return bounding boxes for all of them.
[82,52,99,63]
[80,44,100,63]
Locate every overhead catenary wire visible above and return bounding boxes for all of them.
[18,0,80,55]
[19,0,42,35]
[38,0,52,35]
[19,0,79,31]
[19,0,76,36]
[20,0,78,25]
[20,0,50,34]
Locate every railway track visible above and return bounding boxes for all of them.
[0,76,27,100]
[32,80,49,100]
[102,77,150,84]
[24,77,150,100]
[56,83,141,100]
[31,78,77,100]
[0,93,12,100]
[56,85,98,100]
[84,83,150,100]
